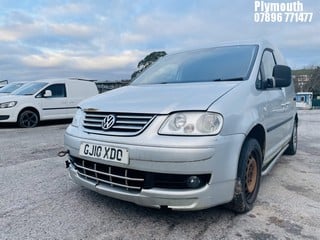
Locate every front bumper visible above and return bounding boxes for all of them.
[65,125,245,210]
[0,108,18,122]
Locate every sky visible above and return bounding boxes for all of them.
[0,0,319,82]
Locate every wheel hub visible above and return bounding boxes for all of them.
[246,154,257,193]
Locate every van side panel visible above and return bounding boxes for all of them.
[66,81,98,99]
[64,81,98,118]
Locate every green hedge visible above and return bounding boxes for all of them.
[312,99,320,107]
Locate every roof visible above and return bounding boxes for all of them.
[32,78,96,83]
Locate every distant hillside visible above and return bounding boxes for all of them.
[292,68,314,76]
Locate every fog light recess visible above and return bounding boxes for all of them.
[187,176,201,188]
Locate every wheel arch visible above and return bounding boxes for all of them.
[246,124,266,161]
[18,107,40,120]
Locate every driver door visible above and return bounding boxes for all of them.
[36,83,68,120]
[260,50,289,163]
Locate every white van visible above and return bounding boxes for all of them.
[0,78,98,127]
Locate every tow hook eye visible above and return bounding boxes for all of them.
[57,150,69,157]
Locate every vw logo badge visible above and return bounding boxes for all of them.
[102,115,116,130]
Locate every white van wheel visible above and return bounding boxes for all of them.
[18,110,39,128]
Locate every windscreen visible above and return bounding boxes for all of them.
[132,45,258,85]
[12,82,47,95]
[0,83,24,93]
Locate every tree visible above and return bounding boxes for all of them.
[292,67,320,94]
[131,51,167,80]
[306,67,320,95]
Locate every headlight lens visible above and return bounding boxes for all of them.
[0,101,17,108]
[71,108,84,127]
[159,112,223,136]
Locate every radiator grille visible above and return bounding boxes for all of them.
[82,111,155,136]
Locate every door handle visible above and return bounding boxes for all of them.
[281,102,290,108]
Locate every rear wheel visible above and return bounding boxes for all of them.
[18,110,39,128]
[227,138,262,213]
[285,120,297,155]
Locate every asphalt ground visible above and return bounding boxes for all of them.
[1,111,319,240]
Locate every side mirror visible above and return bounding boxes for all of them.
[273,65,291,88]
[43,90,52,98]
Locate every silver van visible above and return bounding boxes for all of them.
[65,41,297,212]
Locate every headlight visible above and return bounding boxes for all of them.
[71,108,84,127]
[159,112,223,136]
[0,101,17,108]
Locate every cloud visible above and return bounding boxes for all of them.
[0,27,21,41]
[0,21,42,42]
[48,23,93,37]
[21,49,144,71]
[39,3,91,17]
[120,32,147,44]
[71,50,144,70]
[0,0,319,81]
[3,10,35,25]
[21,51,68,68]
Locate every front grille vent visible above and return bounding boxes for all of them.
[70,157,211,192]
[82,111,155,136]
[72,157,144,192]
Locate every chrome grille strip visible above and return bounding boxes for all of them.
[94,163,98,184]
[82,122,101,127]
[85,113,105,118]
[112,125,142,130]
[77,171,141,190]
[116,120,148,125]
[82,160,86,178]
[125,169,128,190]
[84,119,102,123]
[108,166,113,187]
[118,115,153,119]
[74,162,144,182]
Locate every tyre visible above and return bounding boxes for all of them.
[18,110,39,128]
[285,120,297,155]
[227,138,262,213]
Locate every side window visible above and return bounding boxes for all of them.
[43,84,66,98]
[257,50,277,89]
[257,69,262,81]
[261,51,276,81]
[255,68,263,89]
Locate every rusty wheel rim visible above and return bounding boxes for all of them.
[246,154,257,194]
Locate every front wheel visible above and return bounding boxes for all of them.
[227,138,262,213]
[18,110,39,128]
[285,120,297,155]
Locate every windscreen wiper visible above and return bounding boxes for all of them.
[210,77,244,82]
[158,77,244,84]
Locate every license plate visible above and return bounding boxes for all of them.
[79,143,129,164]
